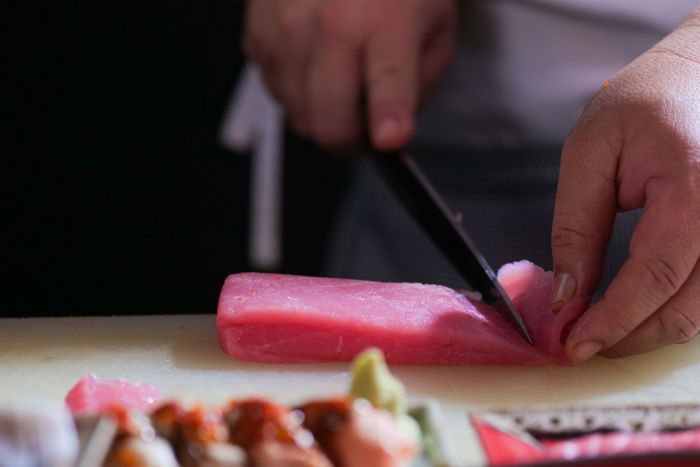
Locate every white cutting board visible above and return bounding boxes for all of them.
[2,314,699,407]
[1,314,700,466]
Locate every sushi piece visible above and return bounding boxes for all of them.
[297,348,419,467]
[95,406,179,467]
[162,404,246,467]
[300,398,417,467]
[224,398,332,467]
[54,350,440,466]
[216,261,587,365]
[65,374,162,415]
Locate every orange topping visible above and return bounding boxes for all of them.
[152,401,185,425]
[226,399,303,450]
[182,405,228,444]
[116,446,141,466]
[106,405,135,434]
[298,398,352,465]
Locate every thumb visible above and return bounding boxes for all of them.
[550,121,618,310]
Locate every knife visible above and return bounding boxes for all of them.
[371,151,532,344]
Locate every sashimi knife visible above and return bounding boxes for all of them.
[371,151,533,344]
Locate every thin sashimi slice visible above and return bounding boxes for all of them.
[497,261,589,365]
[65,374,162,415]
[216,261,581,366]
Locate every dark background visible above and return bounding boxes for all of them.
[4,2,350,317]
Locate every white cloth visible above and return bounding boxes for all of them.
[416,0,697,147]
[220,65,284,270]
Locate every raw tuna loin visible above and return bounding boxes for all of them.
[217,261,588,366]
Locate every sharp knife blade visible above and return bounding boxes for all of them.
[371,151,532,344]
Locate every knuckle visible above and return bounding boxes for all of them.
[367,65,409,93]
[561,125,617,182]
[316,2,365,45]
[596,297,639,339]
[561,124,593,162]
[317,2,349,39]
[277,8,305,38]
[658,304,700,344]
[638,254,685,298]
[607,313,638,340]
[552,225,596,249]
[589,297,639,342]
[313,125,357,149]
[370,63,401,79]
[551,213,603,251]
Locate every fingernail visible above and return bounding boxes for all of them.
[571,341,603,365]
[374,118,399,146]
[550,272,576,311]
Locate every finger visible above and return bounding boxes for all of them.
[280,61,311,137]
[417,0,457,100]
[418,19,456,101]
[274,9,314,136]
[550,118,619,311]
[242,0,274,63]
[566,182,700,364]
[601,258,700,358]
[244,1,298,123]
[280,57,311,137]
[366,22,419,151]
[307,33,362,148]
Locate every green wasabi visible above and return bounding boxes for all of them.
[349,348,406,416]
[349,348,421,448]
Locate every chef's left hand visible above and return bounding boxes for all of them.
[550,7,700,364]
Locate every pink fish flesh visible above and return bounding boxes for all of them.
[64,374,162,415]
[216,261,588,365]
[497,262,590,365]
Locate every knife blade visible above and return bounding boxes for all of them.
[371,151,532,344]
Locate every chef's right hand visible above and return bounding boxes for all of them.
[244,0,457,151]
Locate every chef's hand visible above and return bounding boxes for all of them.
[550,7,700,365]
[244,0,456,150]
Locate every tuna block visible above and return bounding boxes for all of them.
[216,261,588,366]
